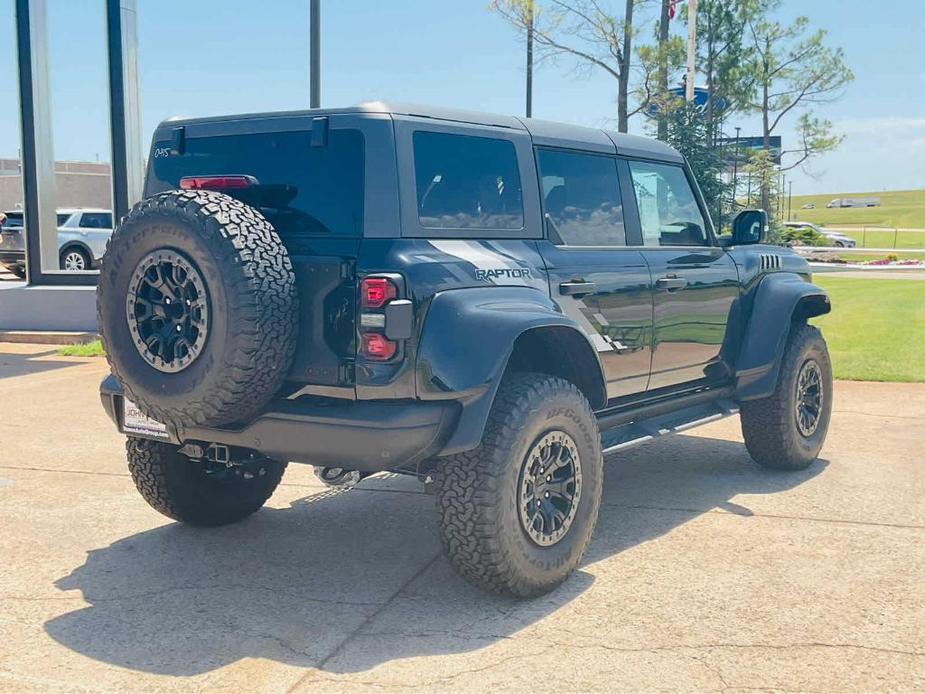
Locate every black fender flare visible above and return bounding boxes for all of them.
[735,272,831,400]
[415,286,606,455]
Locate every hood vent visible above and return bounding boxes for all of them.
[760,254,782,271]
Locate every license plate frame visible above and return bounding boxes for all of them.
[121,398,171,440]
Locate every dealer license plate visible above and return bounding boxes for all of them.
[122,399,170,440]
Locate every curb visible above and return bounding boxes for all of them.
[0,331,99,346]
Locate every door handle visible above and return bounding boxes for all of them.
[559,281,597,297]
[655,275,687,291]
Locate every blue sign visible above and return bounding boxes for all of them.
[646,86,729,117]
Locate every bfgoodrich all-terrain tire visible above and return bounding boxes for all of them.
[98,190,298,428]
[435,373,603,597]
[127,438,287,526]
[740,322,833,470]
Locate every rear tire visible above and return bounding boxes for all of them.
[740,322,833,470]
[126,438,287,526]
[60,246,91,272]
[97,190,298,428]
[435,373,603,597]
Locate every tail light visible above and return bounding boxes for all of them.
[179,175,258,191]
[359,276,404,361]
[361,332,397,360]
[361,277,397,309]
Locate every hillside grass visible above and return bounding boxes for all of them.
[811,276,925,382]
[789,188,925,231]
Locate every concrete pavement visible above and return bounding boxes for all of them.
[0,343,923,692]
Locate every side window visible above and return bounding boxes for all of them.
[413,131,523,229]
[56,213,72,227]
[628,161,708,247]
[537,149,625,246]
[79,213,112,229]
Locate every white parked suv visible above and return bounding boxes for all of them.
[0,208,113,276]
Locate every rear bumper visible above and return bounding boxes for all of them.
[100,375,460,473]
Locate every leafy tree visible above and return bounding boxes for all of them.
[742,9,853,210]
[490,0,644,132]
[662,101,729,227]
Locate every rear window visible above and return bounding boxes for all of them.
[149,129,364,237]
[413,131,523,230]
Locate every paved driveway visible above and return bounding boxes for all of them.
[0,343,922,692]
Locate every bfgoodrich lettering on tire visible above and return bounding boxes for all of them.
[97,190,298,428]
[435,372,603,597]
[740,322,833,470]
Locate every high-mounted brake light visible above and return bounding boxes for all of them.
[361,277,397,309]
[179,175,258,191]
[361,332,397,360]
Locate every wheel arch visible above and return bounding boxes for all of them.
[59,241,93,264]
[416,286,606,456]
[506,325,607,410]
[735,272,831,401]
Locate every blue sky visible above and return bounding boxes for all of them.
[1,0,924,195]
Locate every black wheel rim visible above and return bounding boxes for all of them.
[126,250,210,373]
[518,431,583,547]
[795,358,824,437]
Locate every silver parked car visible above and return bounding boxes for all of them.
[784,221,857,248]
[0,208,113,277]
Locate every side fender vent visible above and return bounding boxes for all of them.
[759,254,783,271]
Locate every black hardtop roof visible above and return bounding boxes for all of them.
[161,101,683,162]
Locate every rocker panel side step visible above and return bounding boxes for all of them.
[599,398,739,455]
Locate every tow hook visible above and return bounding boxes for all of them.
[314,466,367,489]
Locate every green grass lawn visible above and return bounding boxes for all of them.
[790,189,925,231]
[811,276,925,382]
[58,339,105,357]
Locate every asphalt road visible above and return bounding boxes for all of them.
[0,343,922,692]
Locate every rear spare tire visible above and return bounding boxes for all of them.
[98,190,298,428]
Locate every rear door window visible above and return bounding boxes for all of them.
[413,131,523,230]
[79,213,112,229]
[150,129,364,237]
[537,149,625,246]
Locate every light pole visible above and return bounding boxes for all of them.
[310,0,321,108]
[731,126,741,211]
[525,0,533,118]
[685,0,697,101]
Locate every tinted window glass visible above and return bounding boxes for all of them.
[4,213,24,228]
[57,213,72,226]
[413,131,523,229]
[151,129,364,236]
[628,161,707,247]
[537,149,625,246]
[79,213,112,228]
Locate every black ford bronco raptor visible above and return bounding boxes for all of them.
[98,102,832,597]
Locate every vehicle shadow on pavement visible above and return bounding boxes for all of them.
[44,434,826,676]
[0,348,83,380]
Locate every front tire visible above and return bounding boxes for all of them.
[435,373,603,597]
[126,438,287,526]
[740,322,833,470]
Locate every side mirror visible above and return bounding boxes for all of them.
[730,209,768,245]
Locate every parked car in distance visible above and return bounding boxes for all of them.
[800,203,816,210]
[0,208,114,277]
[826,197,880,208]
[785,221,856,247]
